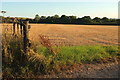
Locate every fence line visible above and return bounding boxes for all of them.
[12,20,31,53]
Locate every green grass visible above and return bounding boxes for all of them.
[37,45,119,65]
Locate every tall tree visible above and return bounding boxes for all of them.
[53,14,59,19]
[81,16,92,24]
[69,16,76,19]
[40,16,46,19]
[60,15,69,23]
[34,14,40,23]
[93,17,101,24]
[101,17,109,23]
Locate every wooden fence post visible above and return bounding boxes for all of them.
[17,22,19,34]
[20,21,23,35]
[13,22,16,35]
[23,21,29,53]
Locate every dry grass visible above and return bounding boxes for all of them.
[39,34,57,55]
[28,24,118,46]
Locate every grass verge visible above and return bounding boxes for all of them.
[37,45,119,65]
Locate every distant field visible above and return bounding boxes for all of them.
[29,24,118,46]
[1,24,118,46]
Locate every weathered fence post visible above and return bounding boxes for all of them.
[20,21,23,35]
[13,22,16,35]
[17,22,19,34]
[23,21,29,53]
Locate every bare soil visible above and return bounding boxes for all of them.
[38,61,120,78]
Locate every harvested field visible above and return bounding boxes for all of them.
[29,24,118,46]
[1,24,118,46]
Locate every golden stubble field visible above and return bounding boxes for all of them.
[29,24,118,46]
[1,23,118,46]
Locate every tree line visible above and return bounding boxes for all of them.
[0,14,119,25]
